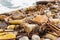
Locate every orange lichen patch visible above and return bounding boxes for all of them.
[33,15,48,23]
[0,15,6,20]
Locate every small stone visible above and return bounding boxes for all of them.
[0,22,7,28]
[24,23,37,33]
[32,35,40,40]
[19,36,29,40]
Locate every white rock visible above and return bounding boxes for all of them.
[19,36,29,40]
[24,23,37,33]
[32,35,40,40]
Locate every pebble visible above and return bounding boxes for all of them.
[32,35,40,40]
[19,36,29,40]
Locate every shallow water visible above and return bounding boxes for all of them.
[0,0,39,13]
